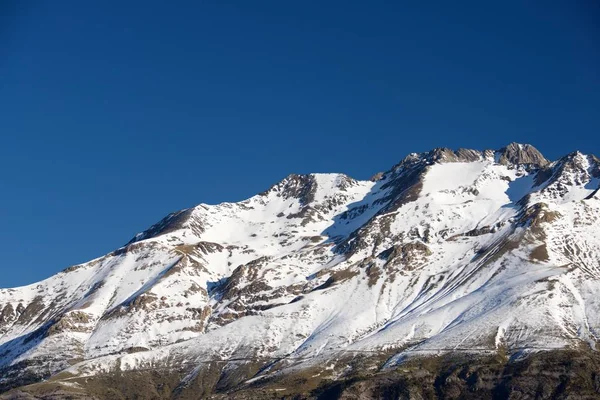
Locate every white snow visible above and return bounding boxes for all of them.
[1,147,599,387]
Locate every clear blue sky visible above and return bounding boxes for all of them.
[1,1,598,287]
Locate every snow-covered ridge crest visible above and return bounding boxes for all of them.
[1,143,599,393]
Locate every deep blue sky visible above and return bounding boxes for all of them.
[1,1,598,287]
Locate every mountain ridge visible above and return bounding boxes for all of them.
[125,142,553,249]
[1,142,600,399]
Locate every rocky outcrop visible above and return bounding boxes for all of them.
[128,208,200,244]
[497,142,548,167]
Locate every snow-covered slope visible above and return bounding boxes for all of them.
[1,143,600,393]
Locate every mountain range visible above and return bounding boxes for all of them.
[2,143,600,399]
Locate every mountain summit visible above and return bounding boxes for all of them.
[2,143,600,399]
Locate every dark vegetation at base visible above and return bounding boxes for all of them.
[3,350,600,399]
[307,351,600,400]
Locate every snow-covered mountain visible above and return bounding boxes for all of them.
[2,143,600,398]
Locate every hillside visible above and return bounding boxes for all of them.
[1,143,600,399]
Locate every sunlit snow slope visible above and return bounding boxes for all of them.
[1,143,599,389]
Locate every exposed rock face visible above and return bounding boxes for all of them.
[497,142,549,167]
[261,173,319,204]
[379,242,432,270]
[128,208,202,244]
[1,143,599,398]
[427,147,485,163]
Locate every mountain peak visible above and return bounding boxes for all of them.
[261,172,355,205]
[392,147,484,171]
[426,147,484,163]
[395,143,549,171]
[496,142,548,167]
